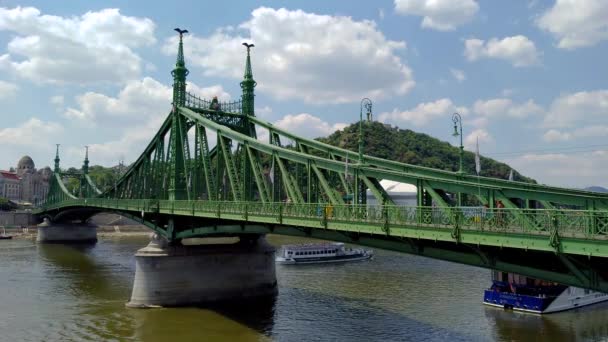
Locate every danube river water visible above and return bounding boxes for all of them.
[2,235,608,342]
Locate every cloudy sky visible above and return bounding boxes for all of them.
[0,0,607,188]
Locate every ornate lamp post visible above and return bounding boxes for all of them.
[452,113,464,207]
[354,98,372,207]
[452,113,464,174]
[359,98,372,163]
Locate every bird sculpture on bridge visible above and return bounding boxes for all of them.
[174,28,189,37]
[242,42,255,52]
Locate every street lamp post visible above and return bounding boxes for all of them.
[452,113,464,174]
[452,112,463,207]
[355,98,372,206]
[359,98,372,163]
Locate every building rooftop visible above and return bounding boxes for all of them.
[0,171,20,180]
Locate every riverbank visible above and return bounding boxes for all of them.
[1,225,151,240]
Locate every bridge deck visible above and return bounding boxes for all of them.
[36,199,608,258]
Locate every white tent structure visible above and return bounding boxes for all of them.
[366,179,417,206]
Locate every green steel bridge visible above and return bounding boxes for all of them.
[35,32,608,293]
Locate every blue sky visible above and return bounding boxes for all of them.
[0,0,607,188]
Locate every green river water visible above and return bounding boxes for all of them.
[1,234,608,341]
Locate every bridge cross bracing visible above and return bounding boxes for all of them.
[36,31,608,293]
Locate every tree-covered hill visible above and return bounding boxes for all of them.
[317,121,535,183]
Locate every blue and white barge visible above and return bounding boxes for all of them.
[484,271,608,314]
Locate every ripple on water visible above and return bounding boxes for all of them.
[2,235,608,341]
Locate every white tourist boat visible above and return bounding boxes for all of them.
[276,242,373,265]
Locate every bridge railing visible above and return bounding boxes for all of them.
[184,92,243,114]
[37,199,608,241]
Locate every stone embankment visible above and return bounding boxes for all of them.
[1,212,149,240]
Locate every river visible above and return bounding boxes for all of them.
[1,235,608,341]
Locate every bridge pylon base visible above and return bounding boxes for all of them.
[36,218,98,244]
[126,234,277,308]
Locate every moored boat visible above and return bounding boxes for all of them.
[276,242,373,265]
[0,227,12,240]
[483,271,608,314]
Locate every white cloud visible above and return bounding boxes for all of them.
[188,84,231,102]
[0,80,18,99]
[256,106,273,118]
[543,90,608,128]
[450,68,466,83]
[69,116,165,166]
[64,77,170,123]
[274,113,347,139]
[49,95,64,106]
[59,79,232,165]
[507,151,608,188]
[0,7,155,84]
[64,77,230,125]
[394,0,479,31]
[473,98,543,118]
[469,116,488,128]
[379,98,468,126]
[163,7,414,104]
[543,125,608,142]
[570,125,608,138]
[537,0,608,49]
[464,35,541,67]
[464,128,493,150]
[0,118,63,147]
[542,129,571,142]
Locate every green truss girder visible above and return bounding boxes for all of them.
[249,116,608,209]
[273,153,302,204]
[310,160,343,205]
[360,173,395,205]
[329,152,352,195]
[196,125,217,200]
[246,145,270,203]
[218,134,243,201]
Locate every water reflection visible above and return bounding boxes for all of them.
[126,307,270,342]
[208,295,278,336]
[37,242,130,300]
[5,235,608,341]
[486,302,608,341]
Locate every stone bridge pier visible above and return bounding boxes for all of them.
[127,234,277,308]
[37,218,98,243]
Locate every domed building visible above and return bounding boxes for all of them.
[16,155,35,176]
[0,156,50,205]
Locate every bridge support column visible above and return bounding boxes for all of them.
[36,218,97,243]
[127,234,277,308]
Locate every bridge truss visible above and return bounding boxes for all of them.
[36,32,608,292]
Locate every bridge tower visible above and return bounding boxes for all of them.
[240,43,257,201]
[241,43,256,117]
[168,29,190,201]
[127,33,277,308]
[79,146,89,198]
[53,144,60,172]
